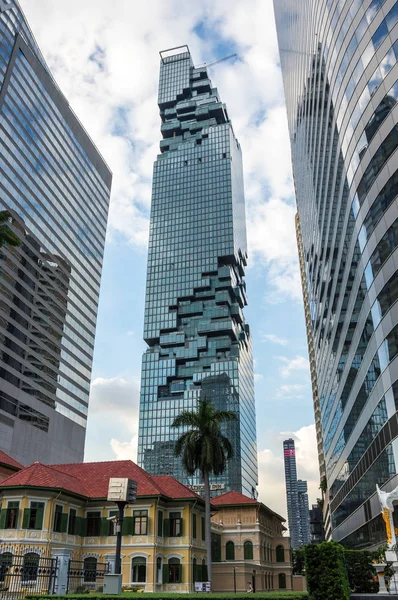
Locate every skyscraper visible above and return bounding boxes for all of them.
[137,46,258,497]
[275,1,398,547]
[0,2,112,464]
[297,479,311,546]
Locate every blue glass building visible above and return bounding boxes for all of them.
[0,1,112,464]
[275,0,398,546]
[137,46,258,497]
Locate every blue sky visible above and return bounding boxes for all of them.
[20,0,319,518]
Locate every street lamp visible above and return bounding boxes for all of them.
[104,478,137,593]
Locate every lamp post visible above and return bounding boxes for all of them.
[105,478,137,592]
[233,567,236,593]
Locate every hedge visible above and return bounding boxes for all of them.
[305,541,350,600]
[26,593,309,600]
[345,549,378,593]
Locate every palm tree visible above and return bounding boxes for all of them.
[0,211,20,248]
[172,399,237,585]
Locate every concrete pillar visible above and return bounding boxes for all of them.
[104,554,116,575]
[52,547,72,595]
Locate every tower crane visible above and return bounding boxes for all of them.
[197,53,238,69]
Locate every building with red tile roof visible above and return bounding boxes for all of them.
[0,450,22,483]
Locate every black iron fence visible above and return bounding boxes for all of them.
[0,554,57,599]
[67,559,109,594]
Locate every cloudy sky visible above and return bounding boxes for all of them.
[20,0,320,520]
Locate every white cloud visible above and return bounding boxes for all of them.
[254,373,264,382]
[110,437,138,462]
[276,383,308,400]
[126,330,135,337]
[263,333,288,346]
[258,424,319,529]
[276,355,310,379]
[20,0,299,302]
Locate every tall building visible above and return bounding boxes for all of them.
[275,0,398,547]
[0,1,112,464]
[297,479,311,546]
[309,503,325,545]
[137,46,258,497]
[283,439,300,548]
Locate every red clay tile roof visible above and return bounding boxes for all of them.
[0,459,201,501]
[0,450,23,470]
[211,490,258,505]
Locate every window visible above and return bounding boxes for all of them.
[201,559,207,582]
[276,545,285,562]
[244,541,253,560]
[170,512,182,537]
[226,541,235,560]
[131,557,146,582]
[4,502,19,529]
[23,502,44,530]
[192,558,197,582]
[165,558,181,584]
[53,505,67,533]
[156,557,162,584]
[22,553,39,583]
[68,509,77,535]
[157,511,163,537]
[86,512,101,536]
[83,557,97,582]
[133,510,148,535]
[108,511,118,536]
[0,553,12,583]
[201,516,205,541]
[192,513,197,539]
[279,573,286,589]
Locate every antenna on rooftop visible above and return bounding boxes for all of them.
[197,53,238,69]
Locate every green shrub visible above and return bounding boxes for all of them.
[305,541,350,600]
[345,549,378,593]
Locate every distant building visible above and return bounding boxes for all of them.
[297,480,310,545]
[283,439,300,548]
[309,504,325,545]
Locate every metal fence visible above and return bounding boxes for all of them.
[67,559,109,594]
[0,554,58,599]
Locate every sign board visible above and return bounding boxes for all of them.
[188,483,225,492]
[107,478,137,503]
[194,582,211,593]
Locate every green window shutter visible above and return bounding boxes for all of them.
[178,564,183,584]
[14,509,19,528]
[157,511,163,536]
[162,564,169,584]
[77,517,87,537]
[60,513,68,533]
[35,507,44,530]
[179,518,183,537]
[101,518,110,536]
[196,565,202,582]
[0,510,6,529]
[22,508,31,529]
[226,541,235,560]
[164,518,170,537]
[122,516,134,535]
[244,541,253,560]
[202,564,208,582]
[192,514,197,538]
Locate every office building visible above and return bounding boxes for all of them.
[275,0,398,546]
[309,504,325,544]
[297,479,311,546]
[0,1,112,464]
[283,439,300,548]
[137,46,258,497]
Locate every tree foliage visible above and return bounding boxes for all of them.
[0,211,20,249]
[305,541,350,600]
[293,548,306,575]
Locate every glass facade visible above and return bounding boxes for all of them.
[275,0,398,547]
[0,1,112,464]
[137,46,258,497]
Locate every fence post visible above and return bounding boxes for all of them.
[52,548,72,595]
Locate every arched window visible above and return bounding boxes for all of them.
[201,558,207,582]
[0,553,12,583]
[156,557,162,584]
[132,557,146,583]
[279,573,286,589]
[166,557,181,584]
[192,558,197,583]
[244,541,253,560]
[83,557,97,583]
[276,545,285,562]
[22,553,39,583]
[226,541,235,560]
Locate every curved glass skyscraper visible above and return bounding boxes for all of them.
[138,46,258,497]
[0,1,112,464]
[274,1,398,547]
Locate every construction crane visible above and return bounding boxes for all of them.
[197,53,238,69]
